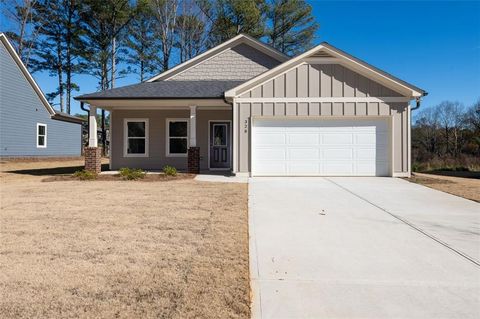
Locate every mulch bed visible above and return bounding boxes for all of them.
[42,173,195,182]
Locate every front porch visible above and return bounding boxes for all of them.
[82,102,233,174]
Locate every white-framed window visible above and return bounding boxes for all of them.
[123,118,149,157]
[36,123,47,148]
[166,118,189,157]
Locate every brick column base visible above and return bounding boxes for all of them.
[187,147,200,174]
[84,147,102,174]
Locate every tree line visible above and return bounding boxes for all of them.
[412,99,480,170]
[2,0,319,114]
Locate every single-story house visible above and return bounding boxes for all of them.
[0,33,84,157]
[76,34,426,177]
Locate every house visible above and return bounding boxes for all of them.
[76,34,426,177]
[0,33,84,158]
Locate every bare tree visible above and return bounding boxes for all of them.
[437,101,464,156]
[151,0,179,71]
[174,0,207,63]
[2,0,45,68]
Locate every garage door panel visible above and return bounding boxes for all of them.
[323,162,355,175]
[356,148,377,160]
[255,148,286,160]
[288,162,320,174]
[255,161,287,175]
[322,133,353,145]
[287,133,319,145]
[255,133,286,145]
[357,161,389,176]
[324,148,354,160]
[288,148,319,160]
[253,119,390,176]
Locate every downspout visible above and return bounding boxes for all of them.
[80,101,90,147]
[411,92,429,111]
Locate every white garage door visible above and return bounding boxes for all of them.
[252,119,390,176]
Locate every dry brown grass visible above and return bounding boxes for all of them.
[0,159,250,318]
[408,172,480,202]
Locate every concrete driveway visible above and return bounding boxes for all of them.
[249,177,480,319]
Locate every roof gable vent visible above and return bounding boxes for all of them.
[310,50,335,58]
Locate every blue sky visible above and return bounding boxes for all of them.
[3,1,480,115]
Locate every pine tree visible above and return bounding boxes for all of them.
[266,0,318,56]
[125,0,161,81]
[208,0,266,45]
[175,1,207,63]
[1,0,43,68]
[32,0,85,113]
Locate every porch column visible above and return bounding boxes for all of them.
[187,105,200,174]
[88,106,98,147]
[85,105,101,174]
[189,105,197,147]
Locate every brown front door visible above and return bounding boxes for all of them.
[210,122,230,169]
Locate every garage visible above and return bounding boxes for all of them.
[226,43,426,177]
[252,118,390,176]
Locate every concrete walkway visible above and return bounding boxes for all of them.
[249,177,480,319]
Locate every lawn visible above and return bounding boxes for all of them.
[0,159,250,318]
[408,172,480,202]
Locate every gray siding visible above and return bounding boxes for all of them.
[111,109,232,170]
[240,64,403,98]
[235,63,410,175]
[169,43,281,81]
[0,40,81,157]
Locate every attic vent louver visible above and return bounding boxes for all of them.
[310,51,334,58]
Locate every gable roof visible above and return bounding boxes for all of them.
[225,42,427,99]
[147,34,289,82]
[75,80,244,100]
[0,33,84,124]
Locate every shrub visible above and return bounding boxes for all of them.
[163,165,177,176]
[119,167,146,180]
[73,169,97,180]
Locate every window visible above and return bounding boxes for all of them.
[37,123,47,148]
[124,119,148,157]
[166,119,189,156]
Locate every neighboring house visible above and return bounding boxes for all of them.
[76,34,426,177]
[0,33,83,157]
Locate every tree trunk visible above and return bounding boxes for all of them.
[65,0,73,114]
[111,36,116,88]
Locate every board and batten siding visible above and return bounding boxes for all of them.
[0,39,81,157]
[235,63,411,175]
[168,43,281,81]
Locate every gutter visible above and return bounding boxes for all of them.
[80,101,90,143]
[411,91,429,111]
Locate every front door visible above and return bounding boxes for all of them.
[210,122,230,169]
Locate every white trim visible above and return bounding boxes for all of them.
[407,104,412,177]
[0,34,56,115]
[109,110,113,170]
[393,172,411,178]
[166,118,189,157]
[147,34,288,82]
[232,102,239,173]
[36,123,47,148]
[123,118,149,157]
[189,106,197,147]
[208,120,232,171]
[304,57,339,64]
[235,97,411,103]
[88,106,98,147]
[83,99,231,109]
[225,43,424,99]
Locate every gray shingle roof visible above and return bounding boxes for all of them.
[75,80,245,100]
